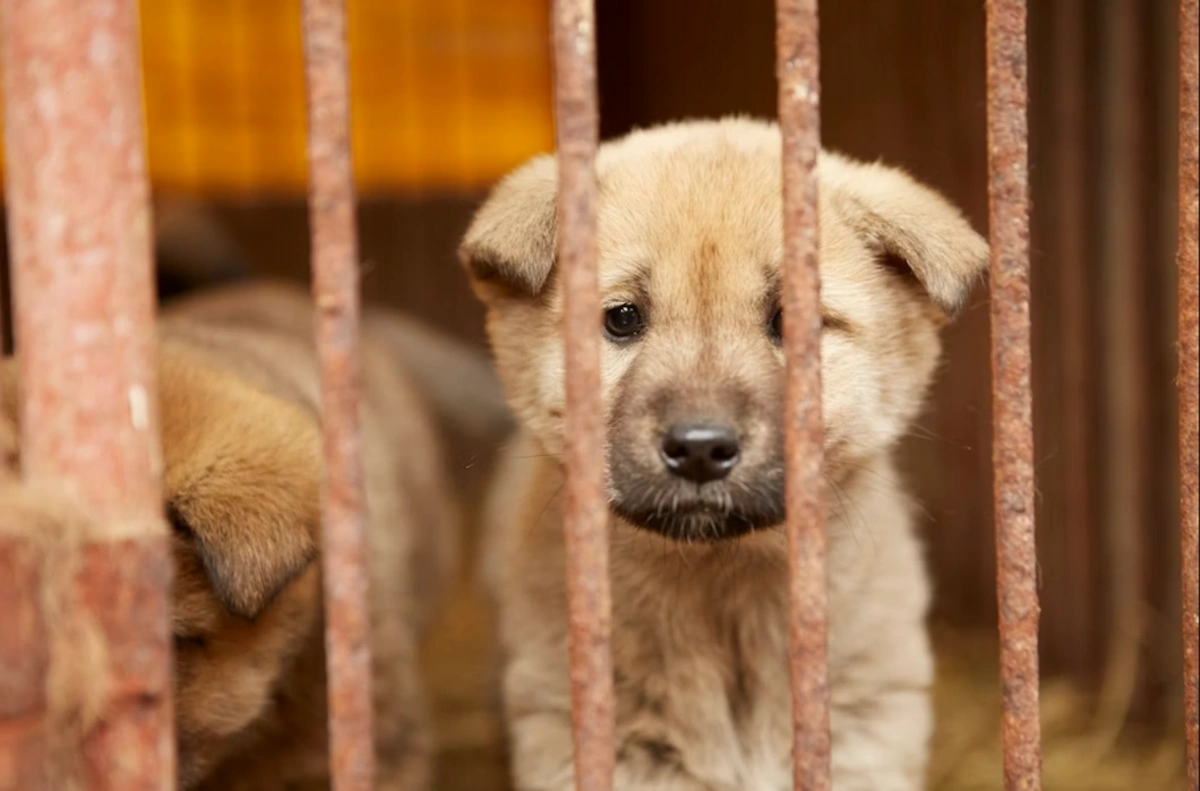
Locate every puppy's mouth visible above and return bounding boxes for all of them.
[609,482,785,542]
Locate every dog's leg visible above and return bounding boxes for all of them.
[508,712,726,791]
[829,686,931,791]
[612,736,731,791]
[505,693,726,791]
[373,623,434,791]
[505,708,578,790]
[827,622,933,791]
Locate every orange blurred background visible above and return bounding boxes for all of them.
[0,0,553,196]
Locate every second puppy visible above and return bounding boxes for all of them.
[2,280,510,790]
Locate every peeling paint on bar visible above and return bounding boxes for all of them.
[1,1,173,788]
[551,2,616,790]
[300,2,375,790]
[1177,0,1199,785]
[985,1,1043,789]
[775,1,833,790]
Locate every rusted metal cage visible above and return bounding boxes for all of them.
[2,2,172,788]
[0,0,1196,790]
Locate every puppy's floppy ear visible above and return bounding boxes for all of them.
[168,480,318,621]
[822,153,989,319]
[459,154,558,300]
[159,352,322,620]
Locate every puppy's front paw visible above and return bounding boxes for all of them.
[613,737,725,791]
[831,769,923,791]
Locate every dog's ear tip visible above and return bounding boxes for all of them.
[460,242,551,300]
[929,289,968,320]
[208,571,269,621]
[461,156,560,300]
[192,526,318,620]
[168,454,321,621]
[833,157,990,320]
[458,240,496,281]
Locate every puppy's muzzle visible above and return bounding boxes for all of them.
[659,421,741,483]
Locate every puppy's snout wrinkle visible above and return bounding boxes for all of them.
[659,421,741,483]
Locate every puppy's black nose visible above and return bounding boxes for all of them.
[660,422,741,483]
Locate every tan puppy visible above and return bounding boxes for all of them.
[2,280,509,790]
[462,118,989,790]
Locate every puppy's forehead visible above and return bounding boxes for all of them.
[596,142,782,320]
[590,135,877,322]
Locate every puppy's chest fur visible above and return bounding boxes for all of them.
[609,542,795,790]
[497,442,927,791]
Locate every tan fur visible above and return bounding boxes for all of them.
[0,281,507,790]
[0,480,96,791]
[462,118,989,790]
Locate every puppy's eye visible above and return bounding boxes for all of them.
[769,308,784,342]
[604,304,644,341]
[768,308,836,342]
[175,634,208,651]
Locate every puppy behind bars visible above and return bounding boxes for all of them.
[1,277,510,790]
[463,117,989,790]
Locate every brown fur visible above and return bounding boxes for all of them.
[2,280,508,790]
[462,118,989,790]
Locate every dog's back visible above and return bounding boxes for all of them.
[1,278,509,790]
[162,282,467,628]
[158,282,468,789]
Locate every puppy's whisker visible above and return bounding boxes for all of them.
[906,422,971,450]
[838,462,937,524]
[524,482,566,545]
[823,475,859,545]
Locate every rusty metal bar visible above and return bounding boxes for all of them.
[985,1,1043,789]
[551,2,615,790]
[776,1,832,790]
[1178,0,1199,784]
[300,2,375,790]
[2,3,163,523]
[1,0,173,788]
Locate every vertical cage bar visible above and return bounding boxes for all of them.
[551,2,615,790]
[775,2,832,790]
[1,3,163,523]
[1,1,173,789]
[985,1,1043,789]
[1178,0,1199,784]
[300,2,375,790]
